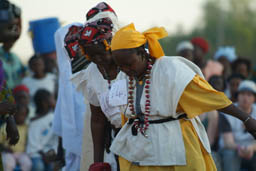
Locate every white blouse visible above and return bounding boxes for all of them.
[110,56,211,166]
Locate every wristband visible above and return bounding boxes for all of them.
[243,116,251,124]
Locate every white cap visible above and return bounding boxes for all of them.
[238,80,256,94]
[176,41,194,53]
[214,46,237,62]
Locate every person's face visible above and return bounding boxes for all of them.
[229,78,242,95]
[212,78,224,91]
[41,52,57,73]
[218,56,231,77]
[40,94,56,112]
[14,92,30,106]
[193,45,204,61]
[30,58,45,75]
[238,91,255,110]
[236,63,248,78]
[218,56,230,69]
[14,106,28,125]
[112,49,147,78]
[179,49,194,61]
[0,18,21,43]
[85,44,112,65]
[85,44,119,80]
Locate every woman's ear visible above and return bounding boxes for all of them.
[136,46,147,59]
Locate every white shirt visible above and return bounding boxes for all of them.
[26,112,58,157]
[71,63,121,171]
[72,63,122,128]
[110,56,211,166]
[22,73,56,98]
[53,23,86,156]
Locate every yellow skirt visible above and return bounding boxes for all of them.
[119,119,216,171]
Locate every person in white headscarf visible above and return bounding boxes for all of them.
[176,41,194,61]
[53,23,86,171]
[214,46,237,79]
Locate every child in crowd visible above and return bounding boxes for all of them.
[232,58,251,79]
[26,89,58,171]
[13,84,36,120]
[1,104,32,171]
[225,74,245,102]
[22,55,56,99]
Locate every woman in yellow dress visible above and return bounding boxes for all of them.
[93,23,256,171]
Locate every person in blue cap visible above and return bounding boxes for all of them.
[0,0,27,89]
[29,17,61,75]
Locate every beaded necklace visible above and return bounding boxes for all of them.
[128,58,153,136]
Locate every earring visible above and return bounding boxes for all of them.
[103,39,110,51]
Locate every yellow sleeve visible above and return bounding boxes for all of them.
[176,75,232,118]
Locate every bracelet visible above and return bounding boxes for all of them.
[243,116,251,124]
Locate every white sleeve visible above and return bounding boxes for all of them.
[52,94,62,136]
[42,133,59,154]
[71,65,100,106]
[26,122,42,156]
[86,84,100,106]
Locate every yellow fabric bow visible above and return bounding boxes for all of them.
[111,23,168,58]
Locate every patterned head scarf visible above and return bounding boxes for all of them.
[86,2,116,21]
[79,17,113,50]
[64,2,117,60]
[64,25,83,60]
[86,2,119,34]
[111,23,168,58]
[63,24,91,73]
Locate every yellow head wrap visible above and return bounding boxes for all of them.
[111,23,168,58]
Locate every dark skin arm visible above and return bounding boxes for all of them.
[6,115,19,145]
[0,101,16,115]
[90,104,108,162]
[218,104,256,138]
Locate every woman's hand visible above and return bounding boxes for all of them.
[238,145,254,160]
[6,115,19,145]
